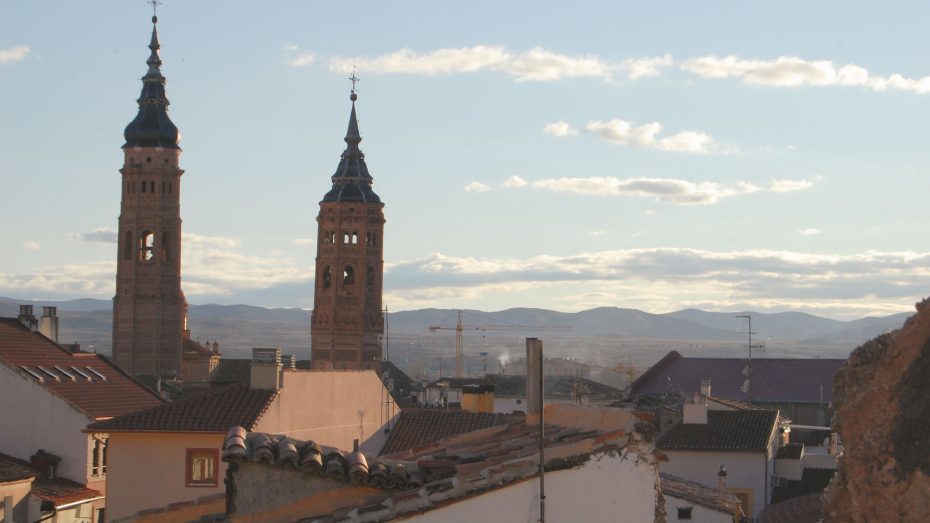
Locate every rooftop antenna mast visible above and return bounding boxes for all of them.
[736,314,765,406]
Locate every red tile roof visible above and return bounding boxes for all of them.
[222,405,651,522]
[657,410,779,451]
[379,409,519,456]
[31,478,103,507]
[0,452,36,483]
[87,383,278,433]
[0,318,165,420]
[660,472,741,515]
[632,351,844,404]
[758,492,824,523]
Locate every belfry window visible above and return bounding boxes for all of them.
[343,266,355,285]
[323,266,332,288]
[150,181,155,193]
[367,266,374,286]
[140,231,155,261]
[351,232,358,244]
[343,232,350,244]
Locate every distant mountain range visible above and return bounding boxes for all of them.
[0,297,911,362]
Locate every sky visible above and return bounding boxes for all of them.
[1,1,929,320]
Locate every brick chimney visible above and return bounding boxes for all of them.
[717,465,728,502]
[526,338,543,421]
[18,305,37,331]
[30,449,61,480]
[39,306,59,344]
[250,348,283,390]
[461,384,495,413]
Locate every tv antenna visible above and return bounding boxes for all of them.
[736,314,765,406]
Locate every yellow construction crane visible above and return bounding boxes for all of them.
[428,310,573,377]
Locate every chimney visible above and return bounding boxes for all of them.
[281,354,297,370]
[700,378,711,398]
[18,305,37,331]
[526,338,543,420]
[717,465,728,502]
[30,449,61,480]
[461,384,495,413]
[39,306,59,343]
[829,432,839,456]
[250,348,283,390]
[683,393,708,424]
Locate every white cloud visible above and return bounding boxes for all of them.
[543,121,578,137]
[798,228,822,236]
[502,175,528,188]
[182,232,241,249]
[0,45,29,65]
[682,55,930,93]
[383,248,928,317]
[282,43,299,52]
[68,228,118,244]
[22,241,40,251]
[623,55,673,79]
[330,46,669,82]
[586,230,606,237]
[292,238,316,246]
[525,176,813,205]
[464,181,491,192]
[643,209,657,216]
[769,179,813,192]
[288,53,315,67]
[583,119,730,155]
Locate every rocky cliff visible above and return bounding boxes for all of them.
[824,298,930,522]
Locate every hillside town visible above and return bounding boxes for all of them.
[2,6,929,523]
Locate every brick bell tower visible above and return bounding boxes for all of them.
[112,13,187,377]
[311,81,385,370]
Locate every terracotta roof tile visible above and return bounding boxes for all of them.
[379,409,518,456]
[0,318,164,419]
[223,405,649,522]
[0,452,36,483]
[31,478,102,507]
[660,472,741,514]
[758,492,824,523]
[87,383,278,433]
[657,410,778,451]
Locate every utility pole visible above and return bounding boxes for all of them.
[736,314,765,406]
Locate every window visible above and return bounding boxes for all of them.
[150,181,155,193]
[186,449,218,487]
[676,507,692,520]
[343,265,355,285]
[90,437,107,477]
[367,266,374,286]
[140,231,154,261]
[322,266,332,288]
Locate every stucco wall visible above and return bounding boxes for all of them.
[105,432,224,522]
[664,495,732,523]
[0,478,33,523]
[254,370,395,454]
[412,454,658,523]
[0,364,95,483]
[660,450,772,519]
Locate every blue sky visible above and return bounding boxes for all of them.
[1,1,928,319]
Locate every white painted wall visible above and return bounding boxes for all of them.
[104,432,225,522]
[665,495,732,523]
[660,450,772,519]
[774,457,803,481]
[0,364,95,483]
[409,453,658,523]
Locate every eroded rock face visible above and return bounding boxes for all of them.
[824,298,930,522]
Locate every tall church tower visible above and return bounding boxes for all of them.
[112,14,187,377]
[311,85,385,370]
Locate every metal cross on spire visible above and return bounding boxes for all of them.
[149,0,162,17]
[349,66,360,94]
